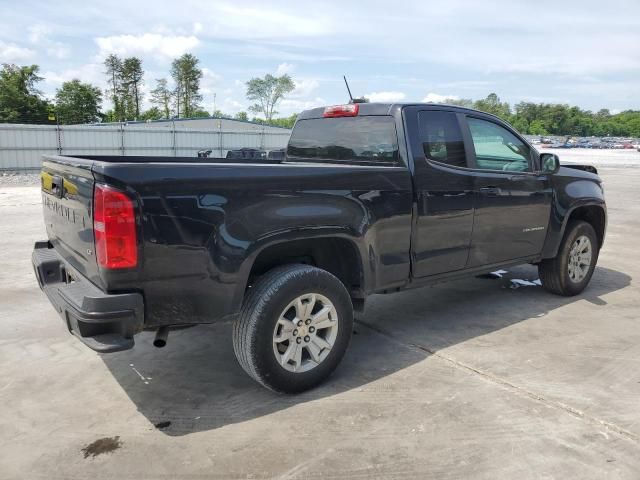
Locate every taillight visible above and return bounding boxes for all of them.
[323,104,359,118]
[94,184,137,269]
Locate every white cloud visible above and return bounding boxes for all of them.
[47,44,70,60]
[43,63,105,90]
[200,68,223,95]
[365,91,406,102]
[276,63,295,75]
[291,78,319,98]
[25,24,70,60]
[279,97,326,116]
[422,93,459,103]
[220,98,245,113]
[0,41,35,62]
[202,4,333,39]
[28,24,51,44]
[95,33,200,59]
[193,22,203,34]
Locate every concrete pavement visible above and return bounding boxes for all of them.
[1,167,639,479]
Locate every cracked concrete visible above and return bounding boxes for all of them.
[358,320,640,445]
[1,166,639,479]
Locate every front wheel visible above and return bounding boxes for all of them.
[538,220,599,296]
[233,264,353,393]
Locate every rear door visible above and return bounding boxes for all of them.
[41,156,99,282]
[462,115,552,266]
[405,107,475,277]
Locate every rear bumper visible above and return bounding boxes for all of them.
[32,241,144,353]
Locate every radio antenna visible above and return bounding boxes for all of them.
[343,75,354,102]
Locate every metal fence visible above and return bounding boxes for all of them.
[0,123,292,171]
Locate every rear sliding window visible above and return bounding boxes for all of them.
[286,116,399,165]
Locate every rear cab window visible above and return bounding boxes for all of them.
[287,116,400,166]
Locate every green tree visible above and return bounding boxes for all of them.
[104,54,124,122]
[149,78,172,119]
[473,93,511,120]
[211,109,231,118]
[528,120,548,135]
[0,64,50,123]
[246,74,295,121]
[268,113,298,129]
[510,116,529,133]
[139,107,163,121]
[121,57,144,119]
[54,79,102,124]
[445,98,474,108]
[192,108,211,118]
[234,111,249,121]
[418,92,640,137]
[171,54,203,118]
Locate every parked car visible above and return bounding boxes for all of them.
[33,102,607,393]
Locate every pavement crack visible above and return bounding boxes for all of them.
[355,319,640,445]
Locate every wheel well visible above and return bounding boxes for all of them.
[569,205,605,249]
[247,238,363,296]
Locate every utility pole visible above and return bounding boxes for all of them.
[213,93,217,116]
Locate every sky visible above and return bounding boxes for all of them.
[1,0,639,117]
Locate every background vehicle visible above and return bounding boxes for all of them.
[33,102,606,393]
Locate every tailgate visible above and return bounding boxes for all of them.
[41,156,100,284]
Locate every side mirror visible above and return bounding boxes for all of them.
[540,153,560,174]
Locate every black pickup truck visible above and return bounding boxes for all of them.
[32,102,606,393]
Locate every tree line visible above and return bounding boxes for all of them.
[0,54,297,127]
[442,93,640,138]
[1,60,638,136]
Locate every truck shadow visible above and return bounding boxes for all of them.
[100,264,630,436]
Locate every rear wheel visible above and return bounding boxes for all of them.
[538,220,599,296]
[233,264,353,393]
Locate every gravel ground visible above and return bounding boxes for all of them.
[0,171,40,187]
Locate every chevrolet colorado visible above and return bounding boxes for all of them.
[32,102,606,393]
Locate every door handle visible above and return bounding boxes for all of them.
[479,186,501,196]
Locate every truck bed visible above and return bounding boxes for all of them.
[39,153,414,329]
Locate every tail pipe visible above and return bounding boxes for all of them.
[153,326,170,348]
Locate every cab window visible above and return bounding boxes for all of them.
[467,117,531,172]
[418,111,467,168]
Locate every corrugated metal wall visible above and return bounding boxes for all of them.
[0,123,292,170]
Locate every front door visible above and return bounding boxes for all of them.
[406,107,475,277]
[463,115,552,267]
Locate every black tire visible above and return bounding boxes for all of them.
[538,220,599,296]
[233,264,353,393]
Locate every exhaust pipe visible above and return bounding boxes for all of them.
[153,326,170,348]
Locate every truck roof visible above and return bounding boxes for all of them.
[297,102,496,120]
